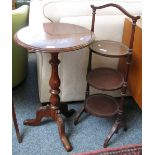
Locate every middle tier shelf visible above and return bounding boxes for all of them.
[87,68,124,91]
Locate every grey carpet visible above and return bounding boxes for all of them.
[12,53,142,155]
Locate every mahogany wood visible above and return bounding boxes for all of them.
[24,53,73,151]
[90,3,140,21]
[15,23,94,151]
[14,23,95,53]
[75,3,140,148]
[85,94,119,117]
[87,68,124,91]
[90,40,129,58]
[118,18,142,109]
[24,105,52,126]
[104,117,127,147]
[74,106,86,125]
[13,102,22,143]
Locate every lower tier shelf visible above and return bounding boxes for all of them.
[85,94,119,117]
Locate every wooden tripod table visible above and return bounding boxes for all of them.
[14,23,95,151]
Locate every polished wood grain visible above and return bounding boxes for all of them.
[13,102,22,143]
[91,3,140,21]
[118,18,142,109]
[87,68,124,91]
[75,3,140,148]
[15,23,94,152]
[90,40,129,57]
[14,23,95,52]
[85,94,119,117]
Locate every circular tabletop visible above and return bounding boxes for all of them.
[14,23,95,53]
[90,40,129,57]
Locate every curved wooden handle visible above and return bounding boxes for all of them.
[91,3,140,21]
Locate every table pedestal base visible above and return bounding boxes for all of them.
[24,53,74,152]
[24,105,74,151]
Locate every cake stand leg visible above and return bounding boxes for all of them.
[104,121,119,148]
[74,83,89,125]
[74,106,85,125]
[104,83,127,147]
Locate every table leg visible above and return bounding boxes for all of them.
[24,105,52,126]
[12,102,22,143]
[49,53,72,151]
[23,53,73,152]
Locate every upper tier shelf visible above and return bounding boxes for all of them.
[90,40,129,57]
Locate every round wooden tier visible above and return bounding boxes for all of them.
[87,68,124,91]
[85,94,119,117]
[90,40,129,57]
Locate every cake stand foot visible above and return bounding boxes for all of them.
[74,106,85,125]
